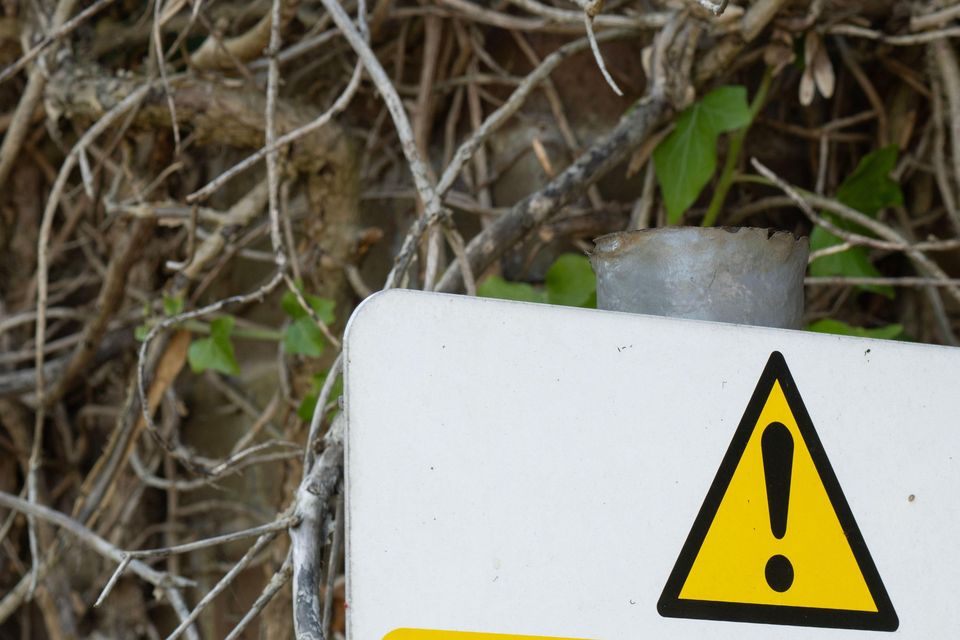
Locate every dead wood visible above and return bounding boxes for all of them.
[437,93,671,292]
[44,64,353,175]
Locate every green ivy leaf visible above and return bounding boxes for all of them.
[654,86,751,223]
[807,319,904,340]
[297,394,317,422]
[545,254,596,308]
[835,145,903,216]
[477,275,546,304]
[809,224,893,298]
[284,318,325,357]
[809,146,902,299]
[280,285,334,357]
[188,316,240,375]
[281,288,335,324]
[697,86,754,134]
[162,294,184,317]
[297,371,344,421]
[477,255,598,307]
[134,323,151,342]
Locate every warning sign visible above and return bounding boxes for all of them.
[658,351,898,631]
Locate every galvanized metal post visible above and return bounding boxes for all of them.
[590,227,809,329]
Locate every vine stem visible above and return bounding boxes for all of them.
[702,66,773,227]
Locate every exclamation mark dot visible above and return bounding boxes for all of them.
[761,421,794,592]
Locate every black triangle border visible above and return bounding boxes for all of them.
[657,351,899,631]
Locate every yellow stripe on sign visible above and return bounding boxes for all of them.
[384,630,592,640]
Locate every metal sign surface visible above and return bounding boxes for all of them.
[345,290,960,639]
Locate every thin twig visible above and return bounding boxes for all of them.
[137,272,285,472]
[751,158,960,306]
[0,0,80,189]
[436,91,672,292]
[94,555,131,607]
[224,553,294,640]
[0,0,116,86]
[911,3,960,31]
[48,219,155,404]
[125,515,297,559]
[304,355,342,470]
[0,490,193,589]
[322,0,447,290]
[283,274,342,349]
[826,24,960,45]
[806,276,960,287]
[165,531,280,640]
[266,0,289,272]
[30,80,152,596]
[931,39,960,222]
[583,12,623,96]
[188,62,362,203]
[321,491,345,637]
[436,29,633,197]
[507,0,669,28]
[930,73,960,233]
[695,0,730,15]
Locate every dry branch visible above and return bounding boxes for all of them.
[291,417,344,640]
[1,0,959,636]
[0,330,131,397]
[0,0,79,190]
[0,490,193,591]
[47,219,156,404]
[191,0,301,70]
[44,65,352,175]
[437,94,671,292]
[931,39,960,207]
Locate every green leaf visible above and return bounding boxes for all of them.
[545,254,596,308]
[281,288,335,324]
[280,285,334,357]
[654,86,751,223]
[297,372,344,421]
[477,275,546,304]
[162,294,184,317]
[308,296,336,325]
[297,394,319,422]
[835,145,903,216]
[188,316,240,375]
[209,316,234,340]
[809,225,894,298]
[283,318,325,357]
[809,147,902,299]
[654,110,714,223]
[697,86,753,134]
[135,323,151,342]
[281,290,303,318]
[807,319,904,340]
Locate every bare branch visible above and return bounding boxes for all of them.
[0,491,193,590]
[583,12,623,96]
[0,0,116,87]
[224,554,294,640]
[0,0,80,190]
[291,417,344,640]
[694,0,730,16]
[436,93,672,292]
[318,0,444,290]
[165,531,280,640]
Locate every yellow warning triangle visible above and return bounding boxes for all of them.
[658,352,897,631]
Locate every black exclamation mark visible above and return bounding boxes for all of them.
[762,421,794,592]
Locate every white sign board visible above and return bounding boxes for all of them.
[345,290,960,639]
